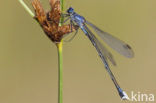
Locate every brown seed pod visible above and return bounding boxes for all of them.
[32,0,78,42]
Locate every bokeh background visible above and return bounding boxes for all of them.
[0,0,156,103]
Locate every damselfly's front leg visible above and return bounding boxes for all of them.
[61,13,70,18]
[64,28,79,42]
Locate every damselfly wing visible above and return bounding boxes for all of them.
[86,20,134,58]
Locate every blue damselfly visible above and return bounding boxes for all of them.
[63,7,134,100]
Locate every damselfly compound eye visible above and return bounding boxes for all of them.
[67,7,74,13]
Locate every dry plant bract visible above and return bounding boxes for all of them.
[32,0,78,42]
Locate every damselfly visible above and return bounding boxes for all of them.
[63,7,134,100]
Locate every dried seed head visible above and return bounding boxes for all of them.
[32,0,78,42]
[48,0,61,25]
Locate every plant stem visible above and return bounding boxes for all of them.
[18,0,35,17]
[57,1,64,103]
[60,0,64,26]
[56,41,63,103]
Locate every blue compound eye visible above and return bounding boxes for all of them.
[67,7,74,13]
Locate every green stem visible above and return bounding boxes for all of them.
[60,0,64,12]
[60,0,64,26]
[57,1,64,103]
[56,41,63,103]
[18,0,35,17]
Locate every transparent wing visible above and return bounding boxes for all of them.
[83,25,116,66]
[93,34,117,65]
[83,24,130,99]
[86,21,134,58]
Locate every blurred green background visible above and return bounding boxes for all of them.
[0,0,156,103]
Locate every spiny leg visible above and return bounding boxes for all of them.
[64,28,79,42]
[61,13,70,18]
[63,17,71,24]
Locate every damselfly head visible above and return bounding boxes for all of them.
[67,7,74,14]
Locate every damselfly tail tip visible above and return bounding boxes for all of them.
[118,88,129,100]
[121,91,130,100]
